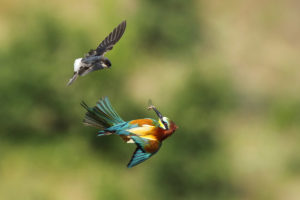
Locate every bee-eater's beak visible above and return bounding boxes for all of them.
[173,123,178,130]
[147,103,163,119]
[147,100,169,130]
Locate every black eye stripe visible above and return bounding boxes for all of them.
[162,121,168,129]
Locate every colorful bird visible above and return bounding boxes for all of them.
[81,97,178,168]
[67,20,126,86]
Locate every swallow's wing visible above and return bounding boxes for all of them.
[96,20,126,56]
[79,63,104,76]
[127,147,152,168]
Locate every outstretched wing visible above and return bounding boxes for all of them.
[127,135,161,168]
[127,148,152,168]
[80,63,104,76]
[96,20,126,56]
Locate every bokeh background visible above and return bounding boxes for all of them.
[1,0,300,199]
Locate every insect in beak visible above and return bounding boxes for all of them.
[147,100,168,130]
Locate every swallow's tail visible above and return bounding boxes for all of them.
[67,72,78,86]
[81,97,125,129]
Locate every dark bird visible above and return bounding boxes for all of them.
[81,97,178,168]
[67,20,126,86]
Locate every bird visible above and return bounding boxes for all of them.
[67,20,127,86]
[81,97,178,168]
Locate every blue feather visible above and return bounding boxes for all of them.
[103,97,123,124]
[126,135,161,168]
[130,135,149,148]
[127,148,152,168]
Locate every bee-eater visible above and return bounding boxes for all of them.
[81,97,178,168]
[67,20,126,86]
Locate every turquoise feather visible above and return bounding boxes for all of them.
[127,148,152,168]
[81,97,125,129]
[81,97,177,168]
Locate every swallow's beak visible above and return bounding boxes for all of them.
[106,59,112,67]
[107,61,112,67]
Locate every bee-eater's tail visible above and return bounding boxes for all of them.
[81,97,125,129]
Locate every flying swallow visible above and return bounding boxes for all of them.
[67,20,126,86]
[81,97,178,168]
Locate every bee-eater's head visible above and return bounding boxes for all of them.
[159,117,178,130]
[147,100,178,133]
[158,117,171,130]
[159,117,178,139]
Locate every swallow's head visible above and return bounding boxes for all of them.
[102,58,112,68]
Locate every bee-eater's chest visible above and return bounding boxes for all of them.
[127,119,165,139]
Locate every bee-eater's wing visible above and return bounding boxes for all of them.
[127,125,157,136]
[127,135,161,168]
[95,20,126,56]
[127,147,152,168]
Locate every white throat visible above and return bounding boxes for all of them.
[73,58,83,72]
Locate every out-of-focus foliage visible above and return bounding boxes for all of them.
[1,0,300,200]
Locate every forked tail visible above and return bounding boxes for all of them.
[81,97,125,129]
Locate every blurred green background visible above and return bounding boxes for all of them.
[1,0,300,199]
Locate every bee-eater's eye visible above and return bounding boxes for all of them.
[162,121,168,130]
